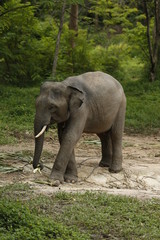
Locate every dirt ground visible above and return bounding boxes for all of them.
[0,133,160,199]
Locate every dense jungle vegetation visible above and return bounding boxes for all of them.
[0,0,160,141]
[0,0,160,86]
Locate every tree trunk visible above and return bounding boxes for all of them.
[95,14,99,29]
[69,4,78,49]
[155,0,160,79]
[52,0,66,79]
[68,4,78,73]
[143,0,160,81]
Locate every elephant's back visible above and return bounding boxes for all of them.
[64,71,124,96]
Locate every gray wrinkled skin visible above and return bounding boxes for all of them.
[33,71,126,186]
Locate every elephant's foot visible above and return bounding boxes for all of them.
[49,170,64,187]
[99,161,110,168]
[49,179,61,187]
[99,158,111,168]
[109,163,122,173]
[109,168,122,173]
[64,173,78,183]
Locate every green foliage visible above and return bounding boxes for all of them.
[1,184,160,240]
[90,0,138,32]
[0,85,39,144]
[0,0,159,85]
[55,27,93,78]
[0,198,89,239]
[124,18,154,62]
[0,0,57,86]
[56,25,131,80]
[123,80,160,133]
[67,0,84,4]
[53,192,160,239]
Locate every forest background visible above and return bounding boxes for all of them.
[0,0,160,143]
[1,2,160,239]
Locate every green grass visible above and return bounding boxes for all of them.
[1,79,160,144]
[0,184,160,240]
[123,80,160,133]
[0,198,88,240]
[0,85,39,144]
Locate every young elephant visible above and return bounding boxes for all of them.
[33,71,126,186]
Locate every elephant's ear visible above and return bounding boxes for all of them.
[67,86,85,113]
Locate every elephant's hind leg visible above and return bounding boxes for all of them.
[64,150,78,183]
[109,99,126,173]
[97,131,112,168]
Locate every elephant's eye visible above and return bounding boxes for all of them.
[48,104,57,112]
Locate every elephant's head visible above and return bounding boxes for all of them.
[33,81,84,169]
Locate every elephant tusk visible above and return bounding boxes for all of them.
[35,125,47,138]
[33,167,42,174]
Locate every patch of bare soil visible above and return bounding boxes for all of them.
[0,133,160,199]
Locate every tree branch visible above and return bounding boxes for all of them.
[0,4,34,17]
[52,0,66,78]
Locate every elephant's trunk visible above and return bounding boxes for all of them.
[33,119,45,169]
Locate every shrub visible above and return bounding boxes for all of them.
[0,199,89,240]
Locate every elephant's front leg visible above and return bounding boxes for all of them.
[50,116,85,186]
[50,141,75,185]
[64,150,78,183]
[56,123,78,183]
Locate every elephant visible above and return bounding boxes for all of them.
[33,71,126,186]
